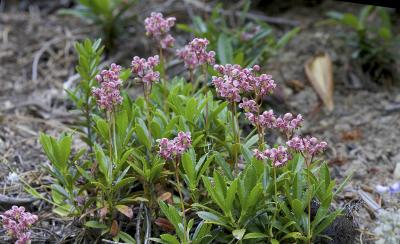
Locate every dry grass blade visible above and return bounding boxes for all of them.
[305,52,334,111]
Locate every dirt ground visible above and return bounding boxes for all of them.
[0,0,399,243]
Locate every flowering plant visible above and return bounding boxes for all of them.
[0,206,38,244]
[177,4,300,66]
[27,12,351,244]
[60,0,137,51]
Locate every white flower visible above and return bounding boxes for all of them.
[7,172,19,183]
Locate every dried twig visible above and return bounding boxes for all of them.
[0,194,37,209]
[144,205,151,244]
[32,37,64,82]
[135,202,144,244]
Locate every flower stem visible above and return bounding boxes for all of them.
[112,111,118,161]
[231,102,239,175]
[307,159,312,243]
[203,64,209,131]
[174,158,187,242]
[143,83,152,141]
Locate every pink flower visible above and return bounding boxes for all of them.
[158,131,192,160]
[274,113,303,133]
[160,34,175,49]
[131,55,160,85]
[211,64,275,102]
[176,38,215,70]
[1,206,38,244]
[145,12,176,48]
[245,110,276,129]
[253,146,290,167]
[286,136,327,156]
[253,149,265,160]
[239,98,258,112]
[259,110,276,128]
[92,63,123,111]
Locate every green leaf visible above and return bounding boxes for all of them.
[281,232,304,241]
[313,211,341,235]
[334,170,353,196]
[271,239,279,244]
[182,152,196,188]
[135,118,151,150]
[359,5,374,28]
[276,27,300,49]
[184,97,198,122]
[118,231,137,244]
[96,118,109,142]
[85,220,108,229]
[291,199,304,219]
[232,229,246,240]
[225,179,238,216]
[197,211,231,229]
[193,16,207,33]
[378,27,392,41]
[243,232,268,240]
[202,176,225,212]
[217,34,233,64]
[94,144,110,182]
[342,13,360,30]
[160,234,180,244]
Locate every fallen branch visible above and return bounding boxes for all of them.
[0,194,37,209]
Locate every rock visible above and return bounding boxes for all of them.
[394,162,400,180]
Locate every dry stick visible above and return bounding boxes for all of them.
[136,203,144,243]
[144,204,152,244]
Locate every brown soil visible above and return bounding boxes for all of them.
[0,0,399,243]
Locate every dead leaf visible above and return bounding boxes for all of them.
[286,79,305,92]
[116,205,133,219]
[305,52,334,111]
[341,129,362,141]
[154,217,175,231]
[157,192,172,202]
[99,206,108,219]
[110,220,119,237]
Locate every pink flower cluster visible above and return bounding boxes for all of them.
[275,113,304,134]
[253,146,290,167]
[92,64,123,112]
[245,110,275,129]
[145,12,176,49]
[286,136,327,156]
[0,206,38,244]
[245,109,303,133]
[212,64,276,102]
[131,55,160,85]
[238,98,258,112]
[158,132,192,160]
[176,38,215,70]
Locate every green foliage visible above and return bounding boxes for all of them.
[59,0,137,50]
[30,36,347,243]
[327,6,399,82]
[66,39,103,149]
[177,4,300,67]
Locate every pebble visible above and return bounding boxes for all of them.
[394,162,400,180]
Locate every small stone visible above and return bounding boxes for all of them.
[394,162,400,180]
